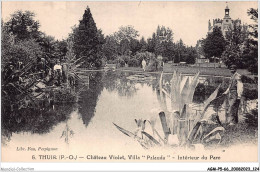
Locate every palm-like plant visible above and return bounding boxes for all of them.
[114,71,225,149]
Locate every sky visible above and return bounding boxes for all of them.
[1,1,258,46]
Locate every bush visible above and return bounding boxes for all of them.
[128,58,139,67]
[116,57,126,67]
[121,55,130,64]
[243,83,258,100]
[107,60,116,64]
[135,51,156,66]
[244,109,258,128]
[241,75,257,84]
[146,57,160,72]
[162,56,169,63]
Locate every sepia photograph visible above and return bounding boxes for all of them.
[1,1,259,171]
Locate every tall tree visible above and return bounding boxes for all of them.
[5,10,40,41]
[222,8,258,74]
[221,22,248,68]
[72,7,103,68]
[102,35,119,61]
[113,25,139,43]
[147,33,157,53]
[139,37,147,52]
[118,39,131,55]
[246,8,258,74]
[174,39,185,63]
[185,47,197,64]
[202,27,226,62]
[148,25,174,58]
[2,15,42,66]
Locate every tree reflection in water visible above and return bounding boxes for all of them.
[78,72,104,126]
[103,71,138,98]
[1,99,75,145]
[1,71,232,147]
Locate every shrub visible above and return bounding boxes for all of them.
[116,57,126,67]
[243,84,258,100]
[128,58,139,67]
[244,108,258,128]
[121,55,130,64]
[107,60,115,64]
[146,57,160,72]
[241,75,257,84]
[135,51,156,66]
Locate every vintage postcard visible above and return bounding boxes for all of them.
[1,1,259,171]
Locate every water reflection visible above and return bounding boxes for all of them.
[2,71,230,148]
[78,72,104,126]
[103,71,138,98]
[1,103,74,145]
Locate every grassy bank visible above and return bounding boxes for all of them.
[117,64,257,79]
[117,65,232,77]
[163,65,231,77]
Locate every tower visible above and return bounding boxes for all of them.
[225,4,230,18]
[222,3,232,37]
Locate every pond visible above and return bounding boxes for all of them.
[1,71,257,162]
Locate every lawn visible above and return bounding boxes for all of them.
[117,64,232,77]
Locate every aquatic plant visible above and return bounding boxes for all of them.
[114,71,225,149]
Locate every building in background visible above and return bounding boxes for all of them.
[195,4,246,66]
[208,4,242,37]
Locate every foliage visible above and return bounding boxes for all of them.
[113,72,227,149]
[101,24,197,66]
[244,109,258,128]
[128,58,139,67]
[202,27,226,61]
[156,25,174,42]
[169,71,200,111]
[53,89,77,103]
[221,8,258,74]
[146,57,160,72]
[246,8,258,74]
[1,26,40,68]
[185,48,197,64]
[118,39,131,55]
[147,25,175,60]
[129,38,142,55]
[2,10,69,73]
[102,35,119,61]
[134,51,156,65]
[116,56,126,67]
[222,22,248,68]
[113,25,139,43]
[5,10,40,40]
[247,8,258,39]
[71,7,104,69]
[147,33,157,53]
[243,83,258,100]
[1,10,75,128]
[195,40,205,58]
[139,37,148,52]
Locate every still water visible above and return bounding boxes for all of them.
[3,71,252,162]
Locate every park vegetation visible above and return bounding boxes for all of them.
[1,6,258,145]
[201,8,258,74]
